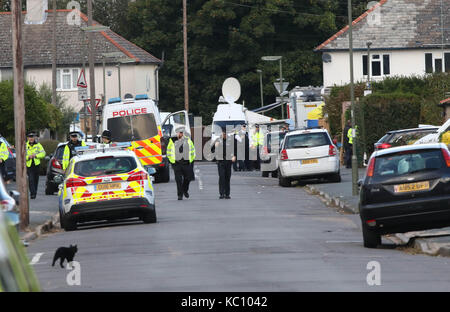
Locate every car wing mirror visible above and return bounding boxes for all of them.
[53,174,64,185]
[147,167,157,175]
[9,190,20,205]
[357,179,363,188]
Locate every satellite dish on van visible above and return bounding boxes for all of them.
[222,77,241,104]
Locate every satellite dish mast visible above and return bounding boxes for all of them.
[222,77,241,105]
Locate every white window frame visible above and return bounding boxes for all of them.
[362,53,391,77]
[56,68,80,91]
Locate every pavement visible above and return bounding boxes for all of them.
[25,163,450,291]
[5,176,60,242]
[304,166,450,258]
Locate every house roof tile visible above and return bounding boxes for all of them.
[0,9,161,67]
[315,0,450,52]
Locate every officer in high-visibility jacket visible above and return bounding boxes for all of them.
[26,133,46,199]
[346,125,357,168]
[167,127,195,200]
[251,124,264,170]
[0,138,9,180]
[62,131,86,170]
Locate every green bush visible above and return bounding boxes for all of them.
[357,92,421,157]
[38,139,60,176]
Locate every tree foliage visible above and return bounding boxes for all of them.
[0,80,61,142]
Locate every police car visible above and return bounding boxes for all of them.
[56,143,157,231]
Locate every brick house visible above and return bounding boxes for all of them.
[0,9,162,134]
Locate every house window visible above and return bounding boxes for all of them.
[56,68,79,90]
[362,54,390,77]
[435,59,443,73]
[445,53,450,72]
[425,53,433,73]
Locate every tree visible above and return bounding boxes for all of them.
[123,0,372,123]
[0,80,61,142]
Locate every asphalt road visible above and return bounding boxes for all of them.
[26,163,450,291]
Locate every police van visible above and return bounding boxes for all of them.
[101,94,189,183]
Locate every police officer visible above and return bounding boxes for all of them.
[26,133,46,199]
[167,127,196,200]
[343,120,352,168]
[212,128,237,199]
[62,131,86,170]
[101,129,112,144]
[251,124,264,170]
[0,137,9,181]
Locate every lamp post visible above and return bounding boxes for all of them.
[348,0,359,196]
[80,24,110,137]
[115,57,136,99]
[101,52,125,104]
[366,41,372,90]
[261,55,284,118]
[256,69,264,114]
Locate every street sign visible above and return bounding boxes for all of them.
[78,87,88,101]
[86,99,102,113]
[77,69,87,88]
[274,82,289,94]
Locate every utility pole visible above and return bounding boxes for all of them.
[52,0,57,107]
[87,0,97,137]
[348,0,359,196]
[12,0,29,230]
[183,0,189,112]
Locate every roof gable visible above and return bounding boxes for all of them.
[315,0,449,52]
[0,10,161,67]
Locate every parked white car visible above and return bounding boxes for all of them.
[278,128,340,187]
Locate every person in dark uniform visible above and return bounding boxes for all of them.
[167,127,196,200]
[62,131,86,170]
[212,129,237,199]
[343,120,352,169]
[26,133,46,199]
[0,137,8,181]
[101,129,112,144]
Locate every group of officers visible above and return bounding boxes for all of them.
[1,124,264,202]
[0,130,113,199]
[167,124,265,200]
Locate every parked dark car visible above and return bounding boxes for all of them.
[359,143,450,248]
[374,127,438,151]
[0,136,16,181]
[45,143,66,195]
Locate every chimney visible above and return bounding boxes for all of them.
[25,0,48,25]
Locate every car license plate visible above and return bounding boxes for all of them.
[96,183,121,191]
[394,181,430,193]
[301,159,318,165]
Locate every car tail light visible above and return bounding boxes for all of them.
[366,157,376,177]
[66,178,87,188]
[263,146,269,155]
[127,171,148,182]
[328,145,337,156]
[280,149,288,161]
[366,219,376,227]
[52,158,62,169]
[377,143,391,150]
[442,148,450,167]
[0,199,14,212]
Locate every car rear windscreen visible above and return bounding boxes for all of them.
[107,113,158,142]
[387,130,437,146]
[74,157,137,177]
[374,149,445,177]
[284,133,330,149]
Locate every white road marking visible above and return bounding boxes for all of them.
[30,252,44,265]
[194,167,204,190]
